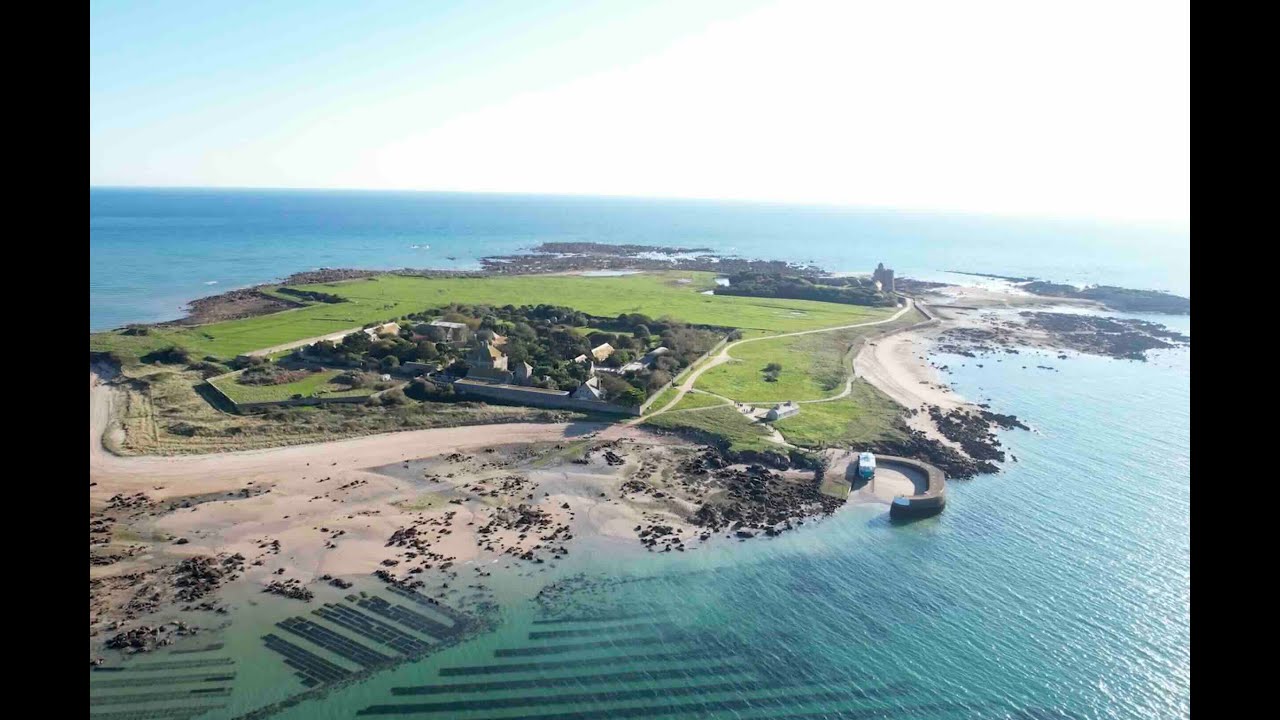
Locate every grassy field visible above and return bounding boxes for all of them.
[773,380,908,449]
[643,386,681,414]
[643,405,783,458]
[669,390,731,412]
[695,328,862,403]
[694,307,924,404]
[90,271,894,361]
[208,369,376,405]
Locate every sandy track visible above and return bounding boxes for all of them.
[853,327,962,413]
[242,326,365,357]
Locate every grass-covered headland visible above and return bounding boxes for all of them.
[91,269,916,458]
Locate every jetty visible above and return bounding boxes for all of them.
[881,455,947,520]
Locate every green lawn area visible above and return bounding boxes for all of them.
[694,307,924,404]
[643,385,681,414]
[643,405,783,458]
[669,391,731,412]
[90,271,894,361]
[773,380,907,449]
[208,369,376,405]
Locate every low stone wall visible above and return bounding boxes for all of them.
[232,394,374,412]
[204,370,390,413]
[454,379,639,416]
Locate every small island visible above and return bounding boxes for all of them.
[89,250,1188,703]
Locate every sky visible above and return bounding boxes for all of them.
[89,0,1190,223]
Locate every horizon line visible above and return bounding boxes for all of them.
[89,183,1191,229]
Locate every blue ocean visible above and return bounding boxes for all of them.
[89,188,1190,718]
[89,188,1189,332]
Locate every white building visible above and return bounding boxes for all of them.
[421,320,470,343]
[364,322,402,339]
[621,346,669,373]
[765,401,800,421]
[570,375,603,401]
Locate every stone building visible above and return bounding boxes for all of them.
[766,401,800,421]
[464,338,514,383]
[420,320,471,344]
[872,263,895,293]
[513,361,534,386]
[570,375,603,401]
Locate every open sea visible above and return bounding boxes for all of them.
[89,188,1190,719]
[89,188,1189,332]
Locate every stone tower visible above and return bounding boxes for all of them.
[873,263,895,293]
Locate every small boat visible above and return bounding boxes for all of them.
[857,452,876,480]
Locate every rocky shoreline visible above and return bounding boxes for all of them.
[935,311,1189,361]
[947,270,1190,314]
[479,243,818,276]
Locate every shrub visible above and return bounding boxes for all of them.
[189,361,231,379]
[334,372,366,388]
[380,388,408,406]
[141,346,191,365]
[615,386,647,407]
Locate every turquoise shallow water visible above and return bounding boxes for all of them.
[310,343,1187,720]
[89,188,1190,331]
[88,191,1189,717]
[92,337,1186,719]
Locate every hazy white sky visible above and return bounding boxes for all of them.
[90,0,1190,222]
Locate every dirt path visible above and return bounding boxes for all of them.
[243,326,365,357]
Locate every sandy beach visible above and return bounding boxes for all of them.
[88,285,1007,660]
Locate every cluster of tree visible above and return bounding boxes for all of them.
[282,302,726,408]
[276,287,348,304]
[238,364,313,386]
[140,346,191,365]
[405,377,458,402]
[593,311,729,340]
[298,329,441,370]
[763,362,783,383]
[715,273,895,307]
[592,323,721,406]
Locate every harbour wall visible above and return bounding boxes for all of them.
[881,455,947,520]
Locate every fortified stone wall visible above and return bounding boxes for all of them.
[454,380,639,416]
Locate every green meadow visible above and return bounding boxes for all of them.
[693,307,923,404]
[208,369,376,405]
[669,390,732,412]
[773,381,907,449]
[90,271,894,361]
[644,405,782,457]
